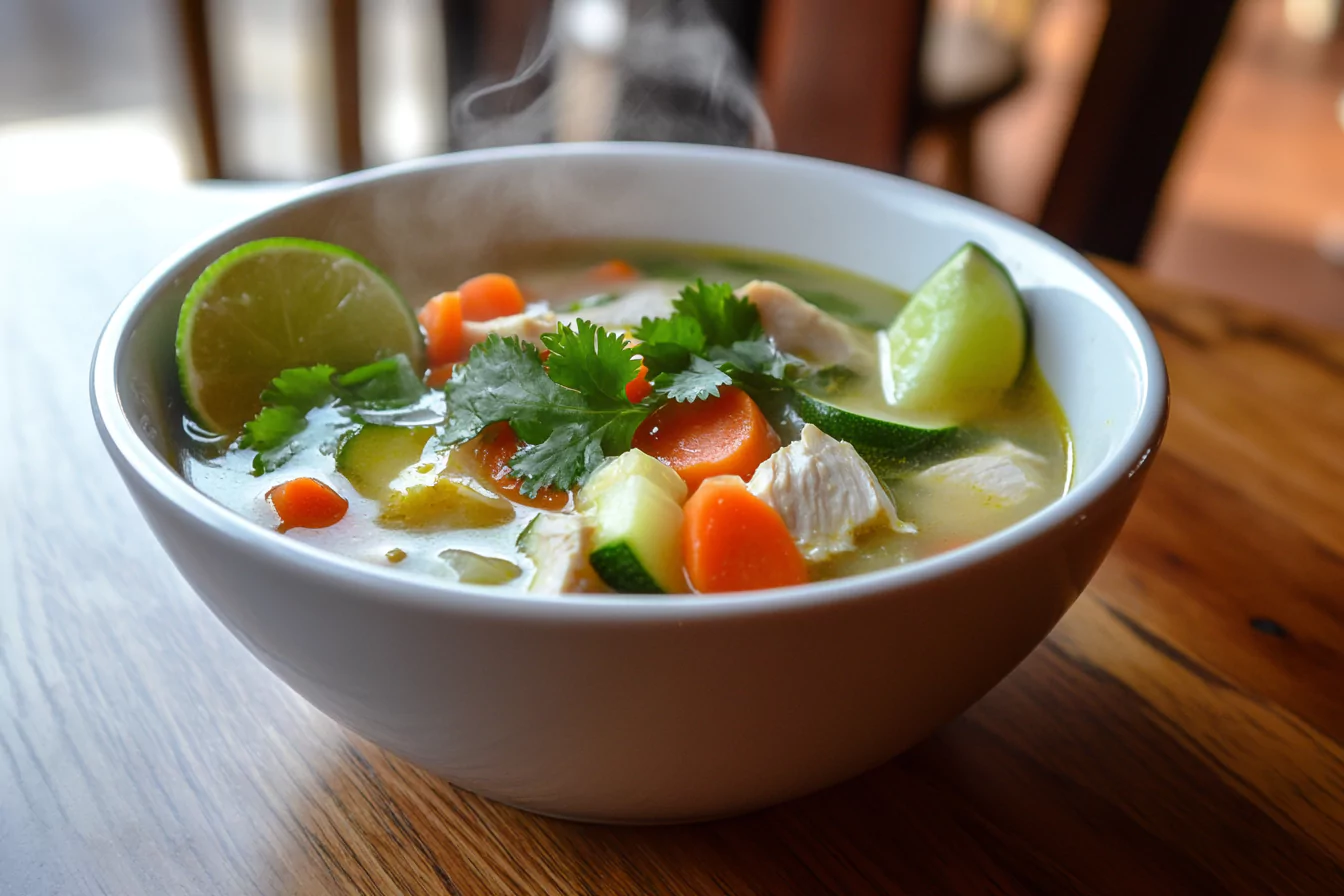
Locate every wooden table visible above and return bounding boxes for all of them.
[3,184,1342,895]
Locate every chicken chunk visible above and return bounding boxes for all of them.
[737,280,877,373]
[520,513,609,593]
[748,424,914,562]
[911,441,1048,511]
[462,309,558,349]
[558,284,677,330]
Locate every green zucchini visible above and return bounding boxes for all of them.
[334,424,434,499]
[584,475,687,594]
[793,391,955,457]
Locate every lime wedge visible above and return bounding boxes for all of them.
[176,238,424,434]
[882,243,1027,420]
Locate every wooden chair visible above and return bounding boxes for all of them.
[1038,0,1236,262]
[170,0,364,179]
[758,0,1236,263]
[174,0,1236,263]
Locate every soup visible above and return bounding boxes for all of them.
[178,240,1070,594]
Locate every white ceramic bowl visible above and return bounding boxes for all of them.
[91,144,1167,822]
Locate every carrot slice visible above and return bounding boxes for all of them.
[682,476,807,592]
[589,259,639,282]
[625,362,652,403]
[632,386,780,491]
[425,364,455,387]
[419,291,465,367]
[469,422,570,510]
[266,478,348,532]
[459,273,525,321]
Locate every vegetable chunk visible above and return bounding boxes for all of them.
[632,386,780,491]
[459,273,526,320]
[267,477,349,532]
[682,476,808,592]
[469,422,572,510]
[379,477,515,529]
[419,291,465,366]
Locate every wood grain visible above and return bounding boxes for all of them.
[3,188,1343,895]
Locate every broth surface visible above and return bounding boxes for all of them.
[182,242,1072,589]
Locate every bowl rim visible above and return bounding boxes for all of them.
[91,142,1168,622]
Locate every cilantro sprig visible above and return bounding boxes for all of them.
[442,323,652,496]
[439,281,806,496]
[633,279,797,403]
[238,354,426,474]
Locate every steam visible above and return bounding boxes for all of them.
[450,0,773,151]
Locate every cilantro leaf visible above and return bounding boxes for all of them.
[632,314,706,377]
[334,354,425,408]
[541,319,642,403]
[240,404,308,454]
[258,364,336,411]
[240,358,421,476]
[507,423,608,495]
[442,333,651,495]
[673,279,762,347]
[633,281,764,381]
[710,339,799,380]
[240,364,339,470]
[657,355,732,403]
[442,335,574,444]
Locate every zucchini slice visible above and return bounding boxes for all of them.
[335,424,434,499]
[793,391,955,457]
[585,475,687,594]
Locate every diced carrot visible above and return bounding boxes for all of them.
[266,478,349,532]
[419,291,465,367]
[425,364,455,387]
[459,273,526,321]
[682,476,807,592]
[632,386,780,491]
[588,259,639,282]
[625,362,652,403]
[469,422,571,510]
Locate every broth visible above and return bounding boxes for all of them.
[181,242,1071,590]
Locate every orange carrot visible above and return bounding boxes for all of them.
[682,476,807,592]
[588,259,639,282]
[425,364,455,387]
[459,273,525,321]
[418,291,464,366]
[625,362,652,403]
[470,422,571,510]
[266,478,348,532]
[632,386,780,491]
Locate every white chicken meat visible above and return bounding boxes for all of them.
[748,424,915,563]
[522,513,609,594]
[737,280,878,373]
[462,309,558,350]
[911,440,1049,511]
[557,284,677,330]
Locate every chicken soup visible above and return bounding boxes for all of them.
[176,239,1070,594]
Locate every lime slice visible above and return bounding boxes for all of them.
[882,243,1027,420]
[176,238,424,434]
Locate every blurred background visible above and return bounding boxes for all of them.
[2,0,1340,325]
